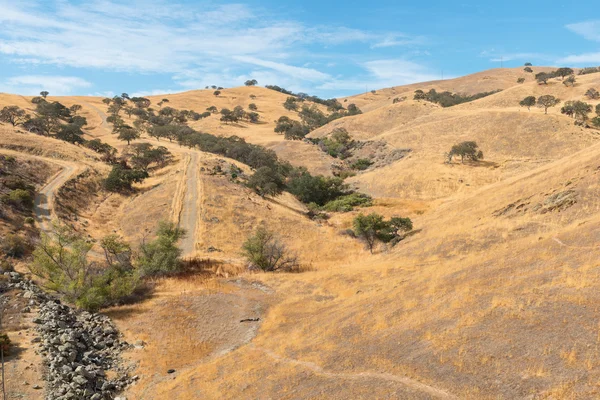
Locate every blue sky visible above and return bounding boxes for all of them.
[1,0,600,98]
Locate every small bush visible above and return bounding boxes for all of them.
[4,189,34,210]
[242,227,298,272]
[0,333,11,354]
[137,222,186,277]
[1,234,29,258]
[350,158,373,170]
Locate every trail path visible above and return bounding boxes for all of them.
[251,345,458,399]
[85,104,204,257]
[0,149,79,232]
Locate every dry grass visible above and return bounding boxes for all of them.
[5,66,600,398]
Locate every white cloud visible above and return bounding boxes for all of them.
[566,20,600,42]
[479,50,546,63]
[557,52,600,64]
[318,59,440,93]
[0,0,431,96]
[558,21,600,65]
[0,75,92,95]
[234,56,331,81]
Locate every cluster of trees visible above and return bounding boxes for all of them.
[98,88,368,211]
[519,95,561,114]
[0,94,90,146]
[535,68,576,85]
[265,85,344,109]
[578,67,600,75]
[219,105,260,124]
[351,213,413,253]
[275,103,362,140]
[561,100,600,127]
[29,221,185,311]
[446,141,484,163]
[414,89,502,107]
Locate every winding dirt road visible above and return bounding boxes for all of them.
[0,149,79,232]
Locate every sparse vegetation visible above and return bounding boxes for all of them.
[517,77,525,84]
[30,221,184,311]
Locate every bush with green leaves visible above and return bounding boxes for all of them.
[242,227,298,272]
[321,193,372,212]
[104,164,149,192]
[0,233,29,258]
[287,170,348,205]
[3,189,34,210]
[352,213,413,253]
[30,221,185,311]
[247,166,286,197]
[350,158,373,171]
[137,222,186,277]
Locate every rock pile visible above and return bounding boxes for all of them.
[5,271,133,400]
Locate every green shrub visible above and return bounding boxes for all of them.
[1,234,29,258]
[137,221,186,277]
[287,170,348,205]
[350,158,373,170]
[5,189,34,209]
[242,227,298,272]
[322,193,373,212]
[104,164,149,192]
[353,213,413,253]
[24,217,35,225]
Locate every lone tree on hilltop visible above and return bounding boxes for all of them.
[537,95,560,114]
[524,62,533,66]
[245,79,258,86]
[585,88,600,100]
[0,106,29,126]
[40,91,49,99]
[520,96,536,111]
[556,67,574,80]
[524,67,533,73]
[213,90,221,97]
[447,141,483,163]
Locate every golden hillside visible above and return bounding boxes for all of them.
[3,66,600,399]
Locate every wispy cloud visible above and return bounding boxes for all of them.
[479,50,547,63]
[0,0,430,96]
[317,59,441,93]
[566,20,600,42]
[0,75,92,95]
